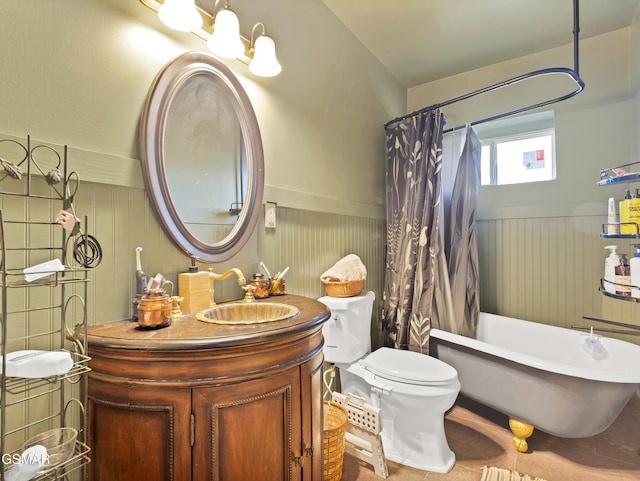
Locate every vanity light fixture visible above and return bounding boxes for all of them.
[139,0,282,77]
[249,23,282,77]
[207,2,245,58]
[157,0,202,32]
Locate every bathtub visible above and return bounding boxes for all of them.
[430,312,640,449]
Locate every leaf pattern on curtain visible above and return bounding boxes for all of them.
[382,110,444,353]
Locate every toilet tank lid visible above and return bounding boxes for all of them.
[362,347,457,386]
[318,291,374,309]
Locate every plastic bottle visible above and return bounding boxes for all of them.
[603,245,620,294]
[620,189,633,234]
[615,253,632,296]
[630,244,640,298]
[627,188,640,236]
[607,197,618,234]
[4,444,48,481]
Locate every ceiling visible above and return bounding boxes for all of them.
[320,0,640,88]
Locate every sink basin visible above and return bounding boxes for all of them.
[195,302,300,325]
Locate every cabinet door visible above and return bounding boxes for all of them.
[192,367,301,481]
[88,377,192,481]
[300,352,324,481]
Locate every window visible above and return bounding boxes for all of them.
[475,111,556,186]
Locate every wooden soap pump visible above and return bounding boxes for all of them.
[178,255,213,314]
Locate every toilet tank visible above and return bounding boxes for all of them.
[319,291,375,364]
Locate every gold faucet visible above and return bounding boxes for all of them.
[208,268,247,306]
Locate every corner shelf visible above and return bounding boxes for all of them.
[597,162,640,304]
[597,173,640,186]
[0,136,92,480]
[598,161,640,186]
[599,282,640,303]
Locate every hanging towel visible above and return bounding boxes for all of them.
[320,254,367,282]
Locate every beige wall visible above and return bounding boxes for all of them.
[409,26,640,343]
[0,0,403,324]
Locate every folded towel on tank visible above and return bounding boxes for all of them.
[320,254,367,282]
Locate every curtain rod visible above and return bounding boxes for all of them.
[384,0,585,131]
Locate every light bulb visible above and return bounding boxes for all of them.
[158,0,202,32]
[207,8,245,58]
[249,35,282,77]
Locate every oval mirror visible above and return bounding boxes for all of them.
[140,51,264,263]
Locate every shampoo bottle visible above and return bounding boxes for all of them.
[615,253,632,296]
[603,245,620,295]
[630,244,640,299]
[620,189,633,234]
[178,256,212,313]
[628,188,640,236]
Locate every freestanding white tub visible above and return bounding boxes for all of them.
[430,312,640,451]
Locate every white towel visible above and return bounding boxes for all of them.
[320,254,367,282]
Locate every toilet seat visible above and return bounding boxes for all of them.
[361,347,457,386]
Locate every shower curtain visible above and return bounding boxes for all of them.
[382,111,481,353]
[431,127,481,337]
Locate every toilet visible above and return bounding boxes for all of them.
[319,291,460,473]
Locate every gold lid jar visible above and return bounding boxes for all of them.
[250,273,270,299]
[137,289,172,329]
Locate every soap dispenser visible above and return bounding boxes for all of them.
[603,245,620,295]
[178,255,212,313]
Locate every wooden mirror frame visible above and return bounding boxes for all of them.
[140,51,264,262]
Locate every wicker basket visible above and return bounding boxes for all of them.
[323,401,349,481]
[322,278,365,298]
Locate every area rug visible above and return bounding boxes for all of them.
[481,466,548,481]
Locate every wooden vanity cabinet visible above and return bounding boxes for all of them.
[86,295,328,481]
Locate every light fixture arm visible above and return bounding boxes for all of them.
[212,0,231,17]
[250,22,267,47]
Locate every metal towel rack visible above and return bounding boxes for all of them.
[384,0,585,131]
[572,316,640,337]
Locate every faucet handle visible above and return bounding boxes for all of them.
[241,284,257,303]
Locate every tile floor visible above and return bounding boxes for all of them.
[341,393,640,481]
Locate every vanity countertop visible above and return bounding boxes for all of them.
[86,294,329,351]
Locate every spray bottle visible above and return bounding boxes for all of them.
[630,244,640,299]
[603,245,620,295]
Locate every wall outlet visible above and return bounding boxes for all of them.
[265,202,277,229]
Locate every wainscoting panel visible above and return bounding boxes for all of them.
[478,215,640,344]
[54,183,386,335]
[257,206,386,348]
[15,177,637,344]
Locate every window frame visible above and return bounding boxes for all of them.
[475,110,556,187]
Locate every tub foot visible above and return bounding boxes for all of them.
[508,418,534,453]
